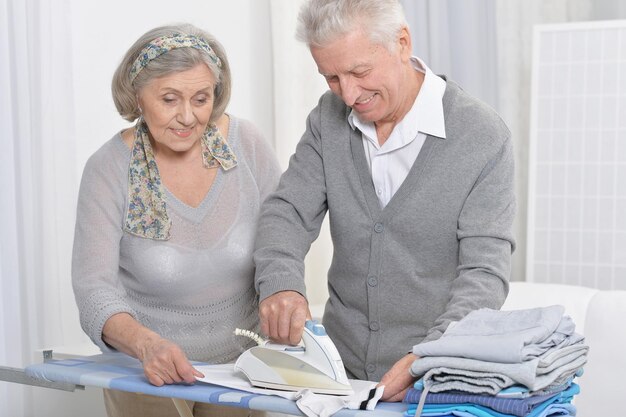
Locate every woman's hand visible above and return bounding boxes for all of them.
[102,313,203,386]
[137,335,203,386]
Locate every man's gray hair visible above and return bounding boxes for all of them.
[296,0,407,50]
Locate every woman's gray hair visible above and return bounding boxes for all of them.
[296,0,407,50]
[112,23,231,123]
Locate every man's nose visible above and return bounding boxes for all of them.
[339,77,360,107]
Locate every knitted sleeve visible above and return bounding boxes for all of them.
[71,137,136,352]
[253,98,328,302]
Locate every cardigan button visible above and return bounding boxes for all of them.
[366,363,377,373]
[367,276,378,287]
[369,321,380,331]
[374,222,384,233]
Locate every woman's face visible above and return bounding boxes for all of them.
[137,63,216,155]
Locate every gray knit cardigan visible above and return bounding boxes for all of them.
[254,79,516,382]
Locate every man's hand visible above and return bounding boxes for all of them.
[378,353,419,402]
[259,290,310,345]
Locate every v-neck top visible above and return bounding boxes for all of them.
[162,160,226,223]
[349,57,447,207]
[73,116,281,363]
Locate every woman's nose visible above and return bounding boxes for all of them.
[177,102,195,125]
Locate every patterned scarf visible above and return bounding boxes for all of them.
[124,117,237,240]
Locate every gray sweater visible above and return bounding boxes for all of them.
[72,116,281,363]
[254,80,515,381]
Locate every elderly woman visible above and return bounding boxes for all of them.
[72,23,280,416]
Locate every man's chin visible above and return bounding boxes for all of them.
[350,107,377,122]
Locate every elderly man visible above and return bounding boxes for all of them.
[254,0,515,401]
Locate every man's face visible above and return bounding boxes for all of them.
[311,28,412,126]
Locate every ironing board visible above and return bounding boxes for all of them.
[13,352,407,416]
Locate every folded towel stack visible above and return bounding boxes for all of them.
[405,306,587,417]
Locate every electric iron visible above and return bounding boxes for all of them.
[234,320,353,395]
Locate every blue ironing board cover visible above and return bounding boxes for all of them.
[25,353,406,416]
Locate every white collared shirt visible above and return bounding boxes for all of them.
[349,57,447,207]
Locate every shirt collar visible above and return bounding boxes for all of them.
[348,56,447,147]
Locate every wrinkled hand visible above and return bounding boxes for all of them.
[378,353,419,402]
[259,290,310,345]
[138,336,204,386]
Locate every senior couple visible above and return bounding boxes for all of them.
[72,0,515,415]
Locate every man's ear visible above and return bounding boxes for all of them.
[398,26,412,61]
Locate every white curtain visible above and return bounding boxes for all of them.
[494,1,593,283]
[400,0,626,283]
[402,0,499,108]
[0,2,25,413]
[1,0,83,414]
[269,0,327,168]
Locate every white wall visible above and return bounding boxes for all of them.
[70,0,274,178]
[268,0,331,310]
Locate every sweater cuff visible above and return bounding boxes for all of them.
[78,290,137,352]
[413,329,444,352]
[257,275,307,303]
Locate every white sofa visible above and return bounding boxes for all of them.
[502,281,626,415]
